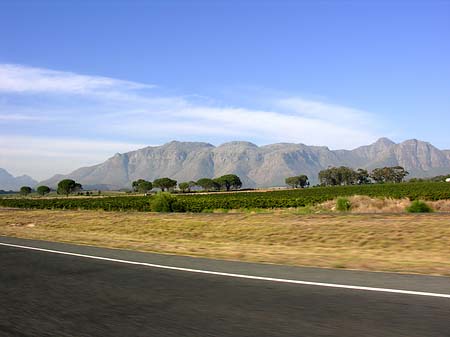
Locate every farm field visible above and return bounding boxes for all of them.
[1,182,450,212]
[1,208,450,275]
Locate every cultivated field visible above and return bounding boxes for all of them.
[1,208,450,276]
[1,182,450,212]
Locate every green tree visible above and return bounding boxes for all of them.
[319,166,358,186]
[57,179,82,196]
[131,179,153,193]
[285,175,309,188]
[178,181,196,193]
[153,177,177,192]
[20,186,32,196]
[355,169,371,185]
[371,166,409,183]
[36,185,51,196]
[178,182,189,192]
[390,166,409,183]
[214,174,242,191]
[196,178,219,191]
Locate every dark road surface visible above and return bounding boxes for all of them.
[1,236,450,337]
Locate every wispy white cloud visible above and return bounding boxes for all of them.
[0,63,384,179]
[0,113,52,121]
[277,97,375,128]
[0,64,154,95]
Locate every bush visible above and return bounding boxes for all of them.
[336,197,352,212]
[150,192,185,212]
[406,200,433,213]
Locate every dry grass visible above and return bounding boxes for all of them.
[429,199,450,212]
[1,208,450,276]
[317,195,450,213]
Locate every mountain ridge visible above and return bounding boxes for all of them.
[0,168,38,191]
[38,138,450,189]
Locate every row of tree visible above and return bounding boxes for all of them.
[19,179,83,197]
[17,166,415,197]
[318,166,409,186]
[284,166,410,188]
[409,174,450,183]
[132,174,243,193]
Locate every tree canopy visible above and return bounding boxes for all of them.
[318,166,408,186]
[20,186,32,196]
[370,166,409,183]
[196,178,219,191]
[318,166,359,186]
[214,174,242,191]
[57,179,82,196]
[36,185,51,196]
[178,181,196,193]
[131,179,153,193]
[285,175,309,188]
[153,177,177,192]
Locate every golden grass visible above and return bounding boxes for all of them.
[1,208,450,276]
[317,195,450,213]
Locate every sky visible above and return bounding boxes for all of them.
[0,0,449,180]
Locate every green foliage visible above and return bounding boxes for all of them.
[214,174,242,191]
[36,185,51,196]
[131,179,153,193]
[371,166,409,183]
[153,177,177,192]
[409,174,450,183]
[319,166,408,186]
[178,182,191,193]
[355,169,371,185]
[57,179,82,196]
[406,200,433,213]
[319,166,361,186]
[196,178,219,191]
[285,175,309,188]
[1,182,449,213]
[336,197,352,212]
[179,181,197,193]
[20,186,32,196]
[150,192,185,212]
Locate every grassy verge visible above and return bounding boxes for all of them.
[1,208,450,276]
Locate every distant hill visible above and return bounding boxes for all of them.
[0,168,37,191]
[39,138,450,189]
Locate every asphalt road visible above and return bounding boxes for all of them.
[1,237,450,337]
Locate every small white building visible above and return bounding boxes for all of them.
[446,178,450,183]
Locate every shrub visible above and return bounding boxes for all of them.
[150,192,185,212]
[406,200,433,213]
[336,197,352,212]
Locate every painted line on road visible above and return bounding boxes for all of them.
[1,241,450,299]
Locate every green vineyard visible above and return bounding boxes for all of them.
[1,182,449,212]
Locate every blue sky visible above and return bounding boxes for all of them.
[0,0,449,179]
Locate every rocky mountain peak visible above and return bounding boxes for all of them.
[38,138,450,189]
[373,137,396,147]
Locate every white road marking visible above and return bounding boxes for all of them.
[1,241,449,299]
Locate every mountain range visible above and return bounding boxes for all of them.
[0,168,37,191]
[31,138,450,190]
